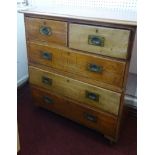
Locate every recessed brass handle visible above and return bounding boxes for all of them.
[85,91,99,102]
[87,64,103,73]
[43,96,53,104]
[41,51,52,60]
[84,112,97,123]
[88,35,104,46]
[40,26,52,36]
[42,76,52,85]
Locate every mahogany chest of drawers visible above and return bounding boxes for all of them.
[22,9,136,142]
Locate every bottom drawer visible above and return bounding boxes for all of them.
[31,85,118,139]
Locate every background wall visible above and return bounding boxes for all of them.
[32,0,137,10]
[17,11,28,87]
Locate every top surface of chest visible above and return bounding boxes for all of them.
[20,7,137,26]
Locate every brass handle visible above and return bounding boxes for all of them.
[88,35,104,46]
[85,91,99,102]
[84,112,97,122]
[41,51,52,60]
[42,76,52,85]
[43,96,53,104]
[40,26,52,36]
[87,64,103,73]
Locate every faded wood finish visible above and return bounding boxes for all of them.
[23,13,136,60]
[28,42,126,89]
[31,85,118,138]
[21,10,137,142]
[29,63,123,93]
[69,23,131,59]
[115,93,126,141]
[25,17,67,46]
[28,42,63,70]
[29,66,121,115]
[114,61,131,141]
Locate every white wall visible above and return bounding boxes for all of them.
[32,0,137,10]
[17,12,28,87]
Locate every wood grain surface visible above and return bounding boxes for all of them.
[31,85,118,139]
[69,23,130,59]
[28,42,126,89]
[25,17,67,46]
[29,66,121,115]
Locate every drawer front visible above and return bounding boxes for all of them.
[69,23,130,59]
[25,17,67,46]
[31,86,117,137]
[29,66,121,115]
[28,42,125,89]
[28,42,63,70]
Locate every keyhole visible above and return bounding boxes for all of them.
[96,29,98,33]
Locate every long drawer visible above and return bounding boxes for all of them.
[28,42,126,89]
[69,23,130,59]
[31,85,118,138]
[25,17,67,46]
[29,66,121,115]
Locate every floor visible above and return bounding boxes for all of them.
[17,84,137,155]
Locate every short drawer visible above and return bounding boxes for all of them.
[28,42,63,70]
[69,23,130,59]
[25,17,67,46]
[28,42,125,89]
[29,66,121,115]
[31,86,118,138]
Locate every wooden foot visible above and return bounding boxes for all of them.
[104,135,117,144]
